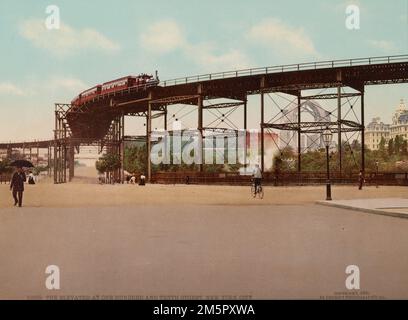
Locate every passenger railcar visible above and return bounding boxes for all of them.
[71,73,159,107]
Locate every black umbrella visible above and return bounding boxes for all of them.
[10,160,34,168]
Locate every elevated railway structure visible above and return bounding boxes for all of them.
[1,55,407,184]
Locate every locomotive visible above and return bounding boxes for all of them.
[71,73,159,107]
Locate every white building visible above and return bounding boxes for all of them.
[390,99,408,141]
[365,117,390,150]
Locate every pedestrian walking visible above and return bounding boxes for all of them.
[358,170,365,190]
[10,167,26,207]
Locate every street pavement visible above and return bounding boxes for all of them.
[1,204,408,299]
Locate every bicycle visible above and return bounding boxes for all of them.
[251,179,264,199]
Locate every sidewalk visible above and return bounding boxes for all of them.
[317,198,408,219]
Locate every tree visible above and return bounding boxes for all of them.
[388,138,394,156]
[95,153,121,174]
[378,136,387,156]
[124,145,147,174]
[0,159,13,174]
[273,146,296,173]
[402,140,408,156]
[394,135,403,155]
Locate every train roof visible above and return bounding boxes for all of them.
[79,85,101,95]
[102,74,154,85]
[102,76,134,85]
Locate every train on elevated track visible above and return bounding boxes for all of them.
[71,72,159,107]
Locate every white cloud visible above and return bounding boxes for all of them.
[140,20,185,54]
[19,19,120,56]
[185,43,251,71]
[140,20,251,71]
[246,19,318,57]
[368,40,397,52]
[0,82,24,96]
[0,77,88,99]
[46,76,88,92]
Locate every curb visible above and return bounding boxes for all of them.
[316,201,408,220]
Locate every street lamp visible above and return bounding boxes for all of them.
[375,161,379,188]
[322,128,333,201]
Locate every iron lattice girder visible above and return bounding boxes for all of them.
[62,55,408,139]
[203,102,244,109]
[262,83,344,94]
[301,92,362,100]
[150,128,240,139]
[127,111,147,117]
[263,120,363,134]
[52,137,122,147]
[151,112,166,119]
[202,127,241,135]
[160,55,408,87]
[150,95,199,105]
[0,140,54,149]
[55,103,72,115]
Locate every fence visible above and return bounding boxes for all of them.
[151,171,408,186]
[160,54,408,87]
[0,174,11,184]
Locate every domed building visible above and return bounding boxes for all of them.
[390,99,408,141]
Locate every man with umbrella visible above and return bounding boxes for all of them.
[9,160,32,207]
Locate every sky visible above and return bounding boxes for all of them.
[0,0,407,141]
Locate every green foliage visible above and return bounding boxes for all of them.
[95,153,121,174]
[122,135,408,176]
[0,159,13,174]
[273,137,408,174]
[124,145,147,174]
[273,147,296,173]
[388,138,394,155]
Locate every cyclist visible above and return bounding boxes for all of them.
[252,164,263,193]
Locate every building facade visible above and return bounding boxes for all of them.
[390,99,408,141]
[364,100,408,151]
[365,117,390,150]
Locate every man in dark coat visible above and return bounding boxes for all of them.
[10,167,26,207]
[358,170,365,190]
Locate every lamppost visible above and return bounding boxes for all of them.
[376,161,379,188]
[322,128,333,201]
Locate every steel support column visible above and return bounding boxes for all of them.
[244,97,247,168]
[297,93,301,173]
[198,88,203,172]
[68,142,75,182]
[63,124,67,183]
[261,91,265,172]
[164,105,168,131]
[48,143,52,177]
[147,99,152,182]
[337,85,342,175]
[361,88,365,173]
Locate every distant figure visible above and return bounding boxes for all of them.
[185,176,190,185]
[98,173,104,184]
[28,172,35,185]
[10,167,26,207]
[139,174,146,186]
[126,174,131,184]
[253,164,263,190]
[130,175,136,185]
[358,170,365,190]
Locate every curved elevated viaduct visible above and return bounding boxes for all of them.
[2,55,408,184]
